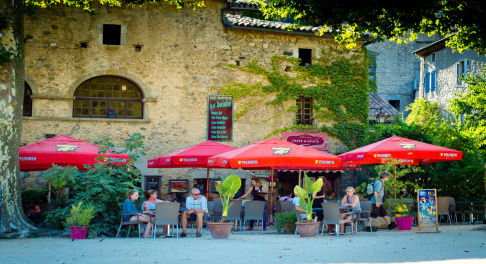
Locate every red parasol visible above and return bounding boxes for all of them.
[147,141,237,193]
[338,135,462,166]
[207,138,341,208]
[338,135,463,197]
[19,135,129,171]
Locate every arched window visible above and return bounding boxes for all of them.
[73,76,143,119]
[23,82,33,117]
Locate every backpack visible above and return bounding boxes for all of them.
[365,181,375,198]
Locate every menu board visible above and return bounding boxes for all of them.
[417,189,439,233]
[207,95,233,141]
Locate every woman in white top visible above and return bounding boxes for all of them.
[340,187,361,233]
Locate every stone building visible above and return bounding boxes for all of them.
[412,37,486,115]
[367,34,441,116]
[20,1,369,198]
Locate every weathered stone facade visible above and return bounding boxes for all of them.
[414,40,486,115]
[20,1,365,196]
[367,34,441,116]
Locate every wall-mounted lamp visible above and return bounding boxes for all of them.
[370,107,387,124]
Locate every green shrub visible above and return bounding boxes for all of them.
[275,211,297,234]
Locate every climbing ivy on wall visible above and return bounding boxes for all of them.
[216,46,372,151]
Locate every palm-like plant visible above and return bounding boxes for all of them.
[294,172,323,221]
[215,175,241,222]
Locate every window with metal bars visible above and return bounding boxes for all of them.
[296,96,313,125]
[73,76,143,119]
[23,82,32,117]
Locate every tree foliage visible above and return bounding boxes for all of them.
[256,0,486,54]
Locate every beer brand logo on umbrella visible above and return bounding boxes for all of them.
[55,145,79,152]
[357,154,364,158]
[315,160,335,165]
[441,153,458,157]
[166,158,171,162]
[238,160,258,165]
[181,158,197,162]
[271,147,291,155]
[374,154,391,158]
[399,143,416,149]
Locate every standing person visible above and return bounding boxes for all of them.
[312,176,327,221]
[122,190,153,238]
[237,177,267,231]
[366,171,397,232]
[142,190,164,211]
[180,188,208,237]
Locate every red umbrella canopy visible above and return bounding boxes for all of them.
[207,138,341,169]
[19,135,129,171]
[147,141,237,168]
[338,135,463,166]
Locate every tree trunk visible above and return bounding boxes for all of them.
[0,0,35,233]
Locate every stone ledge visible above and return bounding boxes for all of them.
[23,116,152,123]
[30,96,158,102]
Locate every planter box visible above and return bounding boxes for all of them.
[395,216,414,231]
[70,226,88,239]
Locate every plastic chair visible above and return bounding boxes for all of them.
[275,200,282,214]
[210,200,223,223]
[116,203,144,238]
[225,200,243,231]
[321,202,354,237]
[437,196,452,225]
[356,201,372,232]
[449,197,464,224]
[280,201,295,212]
[152,202,180,238]
[243,201,266,231]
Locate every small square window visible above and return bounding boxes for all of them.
[103,24,121,45]
[389,100,400,111]
[298,49,312,67]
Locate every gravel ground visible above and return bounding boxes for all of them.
[1,225,485,264]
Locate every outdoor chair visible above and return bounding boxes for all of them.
[186,205,211,233]
[280,201,295,212]
[321,202,354,237]
[356,201,372,232]
[449,197,464,224]
[225,200,243,231]
[275,200,282,214]
[116,203,145,238]
[265,201,273,225]
[469,202,486,223]
[152,202,180,238]
[210,200,223,223]
[437,196,453,225]
[243,201,266,231]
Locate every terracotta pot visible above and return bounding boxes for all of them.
[395,216,414,231]
[207,222,233,239]
[295,222,320,237]
[70,226,88,239]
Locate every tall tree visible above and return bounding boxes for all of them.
[257,0,486,54]
[0,0,202,234]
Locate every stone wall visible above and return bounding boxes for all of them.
[367,34,440,117]
[21,2,362,193]
[420,48,486,115]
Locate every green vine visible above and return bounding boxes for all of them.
[215,46,372,150]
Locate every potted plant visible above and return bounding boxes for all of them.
[207,175,241,239]
[293,172,323,237]
[275,211,297,234]
[389,199,415,231]
[65,201,96,239]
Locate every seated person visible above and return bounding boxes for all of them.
[170,192,186,205]
[122,190,154,238]
[292,196,308,220]
[339,187,361,233]
[279,189,293,202]
[180,188,208,237]
[325,191,337,201]
[26,203,42,224]
[142,190,164,211]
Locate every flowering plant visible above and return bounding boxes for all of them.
[207,194,215,201]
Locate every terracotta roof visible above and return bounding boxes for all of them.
[226,0,259,9]
[225,14,327,33]
[369,92,400,118]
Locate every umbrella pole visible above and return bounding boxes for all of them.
[48,182,51,204]
[394,165,397,198]
[206,168,210,194]
[298,169,302,187]
[270,167,274,215]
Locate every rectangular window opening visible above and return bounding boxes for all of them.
[431,53,436,64]
[298,49,312,67]
[389,100,400,111]
[103,24,121,45]
[296,96,313,125]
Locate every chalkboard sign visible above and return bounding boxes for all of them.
[207,95,233,141]
[417,189,439,233]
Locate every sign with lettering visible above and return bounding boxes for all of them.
[417,189,439,233]
[282,132,329,150]
[207,95,233,141]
